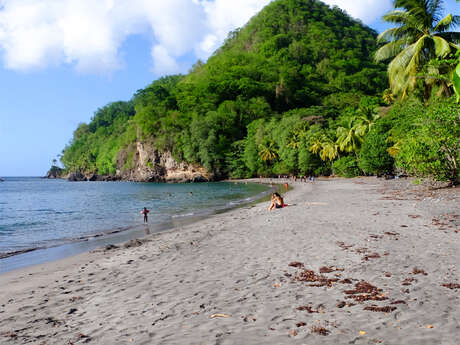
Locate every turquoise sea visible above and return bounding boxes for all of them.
[0,177,271,273]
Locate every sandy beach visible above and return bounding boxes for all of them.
[0,177,459,345]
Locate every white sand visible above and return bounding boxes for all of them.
[0,178,459,345]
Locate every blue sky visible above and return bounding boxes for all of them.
[0,0,458,176]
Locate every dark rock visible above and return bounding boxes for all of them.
[104,244,118,251]
[87,174,98,181]
[68,172,86,181]
[45,166,64,179]
[192,175,208,183]
[124,239,145,248]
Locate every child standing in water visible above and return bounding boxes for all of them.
[141,207,150,223]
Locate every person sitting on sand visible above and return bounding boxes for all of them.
[268,192,285,211]
[141,207,150,223]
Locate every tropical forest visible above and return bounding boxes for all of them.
[60,0,460,184]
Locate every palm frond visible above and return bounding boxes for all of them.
[433,35,451,57]
[434,13,453,32]
[438,31,460,44]
[388,44,416,95]
[382,10,412,25]
[405,35,430,75]
[375,40,406,61]
[449,42,460,51]
[453,62,460,103]
[377,27,418,43]
[428,0,445,25]
[452,15,460,28]
[388,43,416,76]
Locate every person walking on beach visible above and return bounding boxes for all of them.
[141,207,150,223]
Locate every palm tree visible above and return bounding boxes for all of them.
[454,58,460,102]
[356,103,381,133]
[309,134,338,161]
[336,117,365,154]
[382,88,396,105]
[375,0,460,99]
[286,124,308,149]
[259,141,278,162]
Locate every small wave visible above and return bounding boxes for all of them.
[0,247,40,259]
[8,221,47,228]
[171,212,195,218]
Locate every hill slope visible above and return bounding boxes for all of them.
[61,0,387,181]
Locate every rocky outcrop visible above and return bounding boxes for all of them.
[116,141,212,183]
[67,172,120,182]
[67,172,85,181]
[65,140,212,182]
[45,166,64,179]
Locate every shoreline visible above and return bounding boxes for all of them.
[0,177,458,344]
[0,181,275,274]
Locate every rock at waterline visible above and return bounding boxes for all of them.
[45,166,64,179]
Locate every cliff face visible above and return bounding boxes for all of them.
[63,140,211,182]
[116,141,211,183]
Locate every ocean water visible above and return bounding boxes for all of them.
[0,177,271,259]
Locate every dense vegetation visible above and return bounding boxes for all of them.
[61,0,460,184]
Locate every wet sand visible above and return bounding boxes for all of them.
[0,177,459,344]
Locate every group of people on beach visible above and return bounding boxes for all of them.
[277,174,315,182]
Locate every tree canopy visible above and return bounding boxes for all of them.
[375,0,460,99]
[60,0,460,184]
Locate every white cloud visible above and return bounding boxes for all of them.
[197,0,270,57]
[0,0,207,74]
[0,0,392,75]
[151,45,180,75]
[323,0,393,24]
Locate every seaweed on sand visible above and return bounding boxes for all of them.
[311,326,329,336]
[295,269,339,287]
[412,267,428,275]
[364,305,397,313]
[344,281,388,302]
[288,262,304,268]
[296,305,320,313]
[441,283,460,290]
[362,253,381,261]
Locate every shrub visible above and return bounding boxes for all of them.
[358,130,394,176]
[396,99,460,184]
[314,163,332,177]
[332,156,361,177]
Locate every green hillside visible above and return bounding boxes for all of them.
[60,0,460,183]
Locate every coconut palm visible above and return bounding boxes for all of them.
[356,103,381,133]
[286,124,308,149]
[375,0,460,99]
[259,141,278,162]
[382,88,396,105]
[309,134,338,161]
[336,118,364,154]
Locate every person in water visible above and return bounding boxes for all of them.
[141,207,150,223]
[268,192,285,211]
